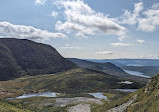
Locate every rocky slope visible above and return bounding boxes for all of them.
[0,38,76,80]
[97,74,159,112]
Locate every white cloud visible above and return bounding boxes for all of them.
[137,39,145,44]
[55,21,94,35]
[96,51,114,55]
[110,42,132,47]
[137,8,159,32]
[140,55,159,59]
[117,2,159,32]
[75,32,88,38]
[35,0,47,5]
[152,3,159,9]
[61,44,82,49]
[51,11,59,17]
[117,2,143,25]
[55,0,126,38]
[0,22,67,40]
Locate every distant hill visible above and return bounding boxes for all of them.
[68,58,149,83]
[121,66,159,77]
[0,38,76,80]
[86,59,159,66]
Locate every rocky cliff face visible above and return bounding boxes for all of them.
[0,38,76,80]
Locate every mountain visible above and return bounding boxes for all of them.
[68,58,149,83]
[86,59,159,66]
[0,38,76,81]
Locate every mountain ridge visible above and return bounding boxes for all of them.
[0,38,76,80]
[68,58,149,83]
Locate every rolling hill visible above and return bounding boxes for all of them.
[68,58,149,83]
[0,68,145,99]
[0,38,76,81]
[86,59,159,66]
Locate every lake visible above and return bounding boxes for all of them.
[124,70,150,78]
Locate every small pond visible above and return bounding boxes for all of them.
[119,81,134,84]
[6,92,59,100]
[87,93,107,100]
[114,89,138,92]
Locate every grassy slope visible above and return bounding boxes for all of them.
[126,74,159,112]
[0,68,144,99]
[8,97,68,112]
[95,74,159,112]
[0,99,32,112]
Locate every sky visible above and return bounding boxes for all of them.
[0,0,159,59]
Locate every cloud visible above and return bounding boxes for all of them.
[55,0,126,38]
[137,7,159,32]
[35,0,47,5]
[110,42,132,47]
[56,21,94,35]
[140,55,159,59]
[137,39,145,44]
[117,2,143,25]
[0,22,67,40]
[75,32,88,38]
[61,44,82,49]
[96,51,114,55]
[117,2,159,32]
[51,11,59,18]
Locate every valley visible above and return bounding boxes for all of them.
[0,38,158,112]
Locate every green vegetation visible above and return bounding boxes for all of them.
[0,99,32,112]
[103,93,116,99]
[125,74,159,112]
[0,68,147,112]
[92,74,159,112]
[0,68,144,99]
[8,97,68,112]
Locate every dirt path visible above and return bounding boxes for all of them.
[106,95,137,112]
[68,104,91,112]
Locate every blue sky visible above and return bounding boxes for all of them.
[0,0,159,59]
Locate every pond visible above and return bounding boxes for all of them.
[119,81,134,84]
[6,92,59,100]
[114,89,138,92]
[87,93,107,100]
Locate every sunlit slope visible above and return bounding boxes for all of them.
[0,99,32,112]
[0,68,144,99]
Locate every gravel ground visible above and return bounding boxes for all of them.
[68,104,91,112]
[54,97,103,107]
